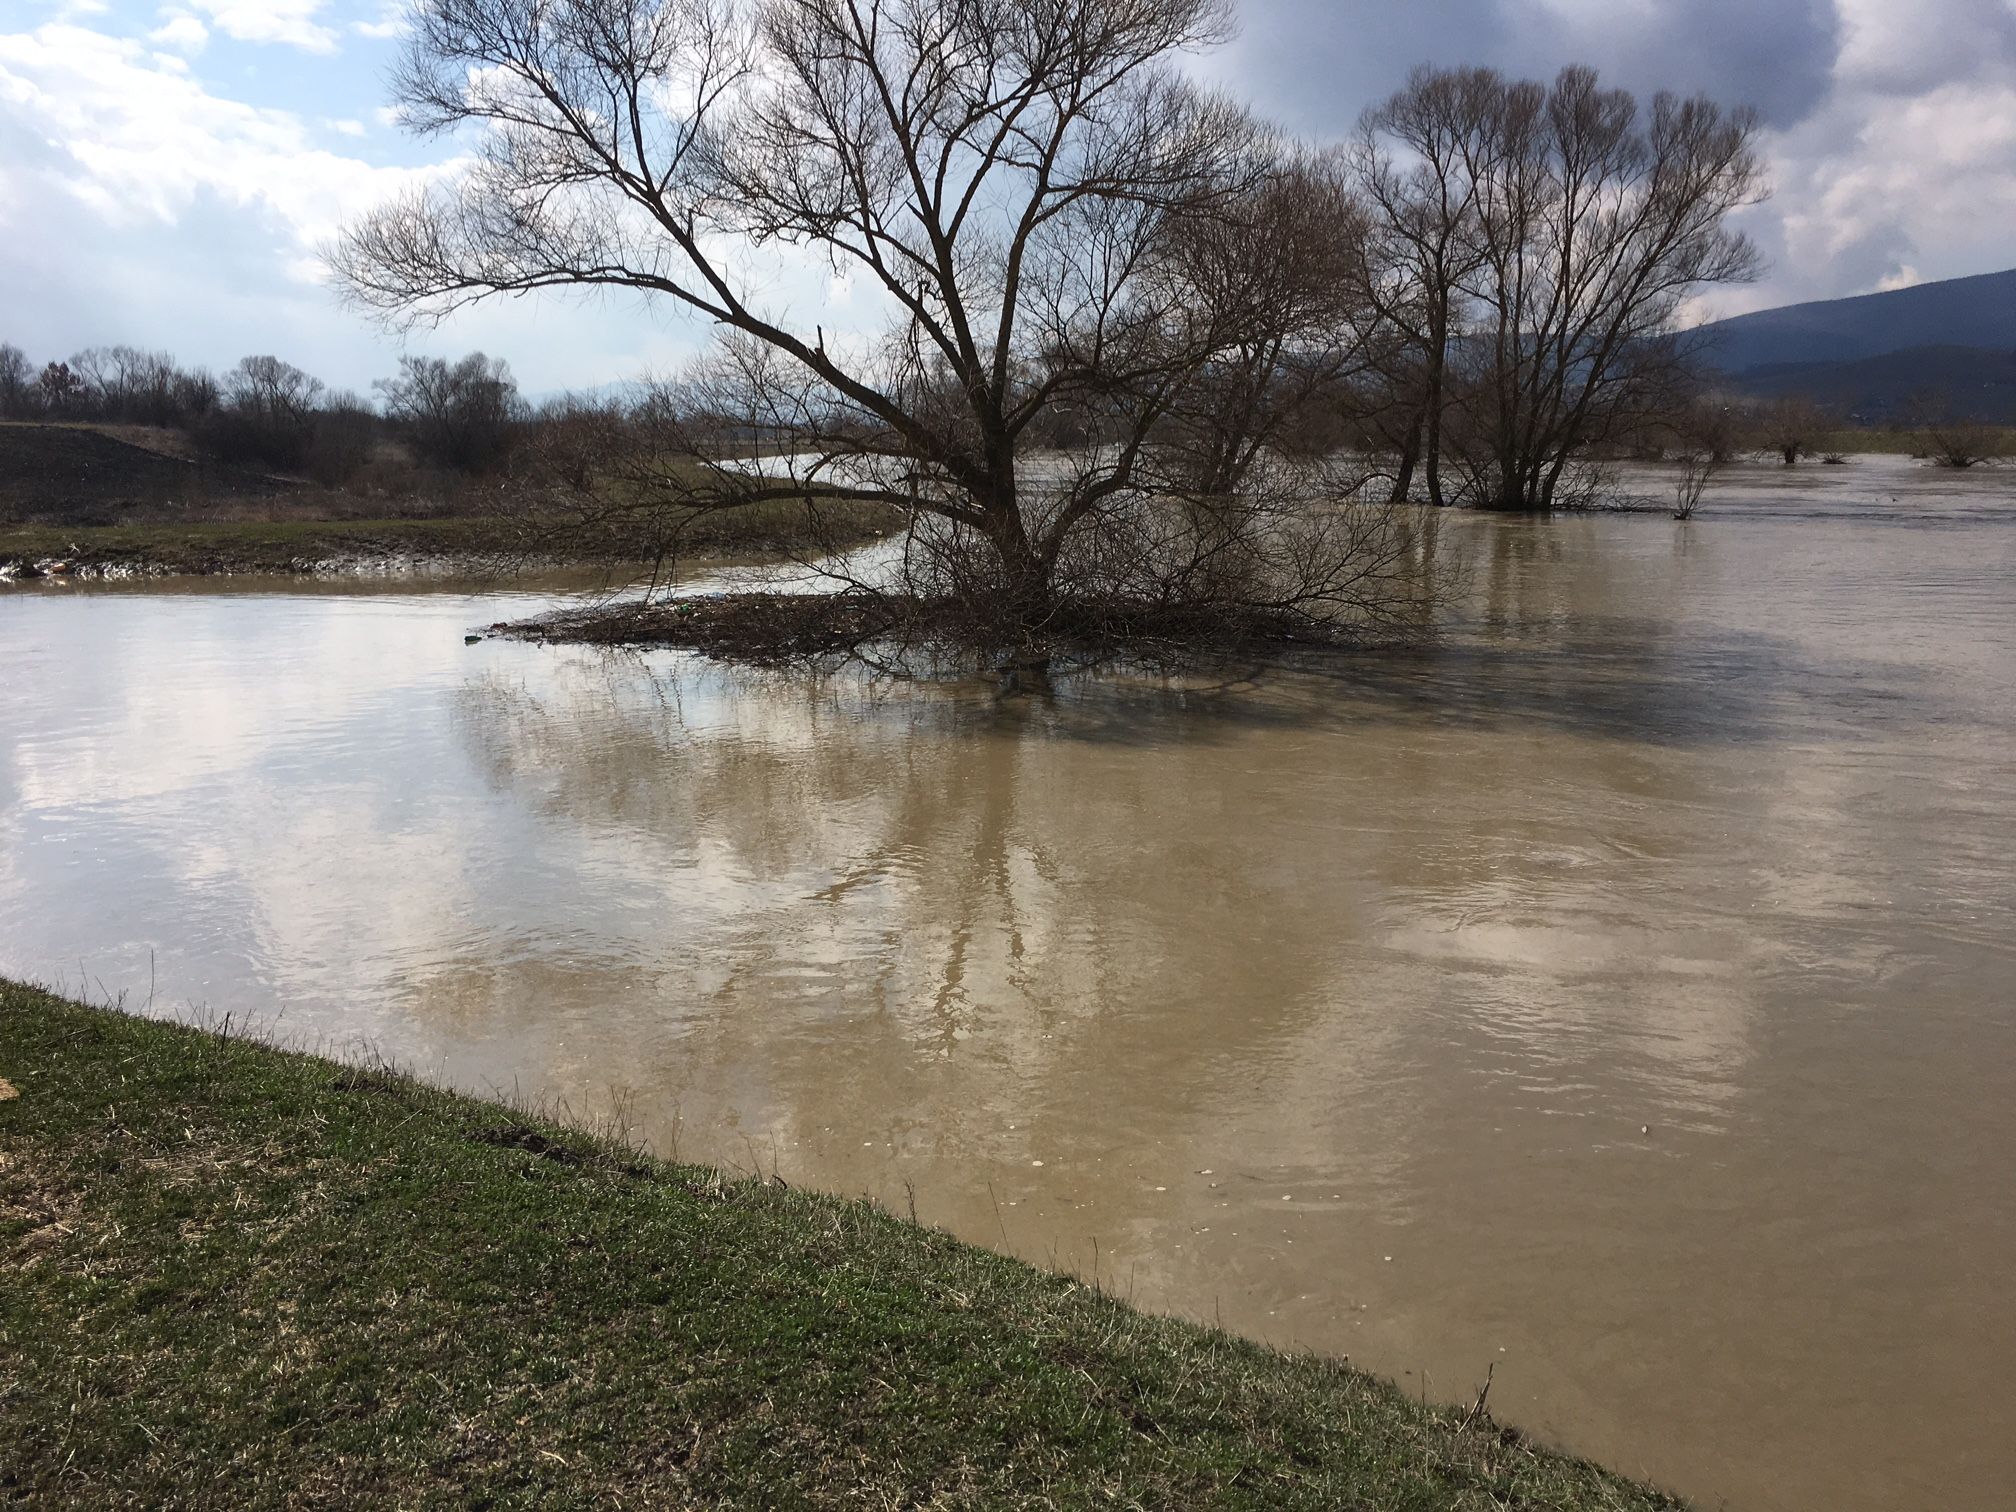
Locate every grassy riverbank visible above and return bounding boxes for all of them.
[0,421,900,580]
[0,979,1681,1508]
[0,517,528,578]
[0,499,899,581]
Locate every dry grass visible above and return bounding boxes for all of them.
[0,499,900,580]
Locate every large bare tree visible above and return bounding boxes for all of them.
[1356,65,1764,511]
[335,0,1420,661]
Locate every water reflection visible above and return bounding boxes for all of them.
[2,458,2014,1512]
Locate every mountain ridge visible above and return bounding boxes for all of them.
[1693,268,2016,373]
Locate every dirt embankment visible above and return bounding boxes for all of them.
[0,423,306,526]
[0,424,496,579]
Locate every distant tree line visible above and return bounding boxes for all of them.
[0,341,527,486]
[1613,389,2005,471]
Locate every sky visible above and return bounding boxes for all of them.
[3,0,2014,395]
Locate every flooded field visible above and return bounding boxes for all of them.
[3,455,2012,1510]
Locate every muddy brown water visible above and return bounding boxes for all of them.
[3,455,2013,1509]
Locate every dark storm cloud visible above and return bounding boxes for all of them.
[1218,0,1842,133]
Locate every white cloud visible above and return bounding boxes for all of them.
[1762,73,2016,300]
[1833,0,2016,96]
[147,15,207,52]
[1217,0,2016,316]
[0,25,430,243]
[0,21,718,391]
[183,0,338,54]
[352,2,407,41]
[7,0,2013,391]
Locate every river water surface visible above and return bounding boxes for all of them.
[4,456,2013,1510]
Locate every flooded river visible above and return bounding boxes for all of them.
[4,455,2013,1510]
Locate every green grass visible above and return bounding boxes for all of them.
[0,980,1681,1509]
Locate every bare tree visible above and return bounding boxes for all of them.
[1358,65,1764,512]
[200,355,327,470]
[0,344,29,419]
[1754,394,1828,465]
[1907,392,2006,469]
[223,355,324,425]
[1670,449,1717,519]
[36,362,83,414]
[1675,394,1748,464]
[377,352,522,472]
[334,0,1423,661]
[173,367,222,424]
[68,346,193,426]
[65,347,114,416]
[1351,66,1504,506]
[307,391,384,488]
[0,341,217,428]
[1149,151,1377,496]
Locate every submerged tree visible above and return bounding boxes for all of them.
[1350,66,1503,507]
[1754,395,1829,465]
[333,0,1427,662]
[1149,151,1379,497]
[1906,391,2006,469]
[1356,65,1764,511]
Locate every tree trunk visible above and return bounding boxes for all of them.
[1388,411,1423,502]
[1423,307,1449,509]
[990,502,1054,672]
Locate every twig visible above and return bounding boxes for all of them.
[986,1180,1010,1247]
[1457,1362,1496,1433]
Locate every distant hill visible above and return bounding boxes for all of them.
[1694,267,2016,372]
[1722,344,2016,424]
[1688,269,2016,421]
